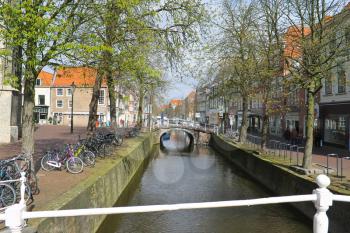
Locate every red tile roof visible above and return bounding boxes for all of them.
[37,70,54,87]
[284,26,311,59]
[170,99,182,107]
[53,67,101,87]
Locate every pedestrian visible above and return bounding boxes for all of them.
[284,128,291,142]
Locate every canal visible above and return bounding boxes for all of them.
[98,130,312,233]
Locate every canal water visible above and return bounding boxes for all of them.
[98,130,312,233]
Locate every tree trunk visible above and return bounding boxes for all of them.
[303,88,315,169]
[137,87,144,127]
[239,95,249,143]
[21,76,36,156]
[12,46,23,138]
[107,74,117,126]
[87,70,103,135]
[260,103,269,151]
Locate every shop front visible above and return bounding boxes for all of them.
[34,106,49,124]
[248,114,261,133]
[320,102,350,149]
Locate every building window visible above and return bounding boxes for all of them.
[57,88,63,96]
[325,76,332,95]
[337,69,346,94]
[67,88,72,96]
[36,79,41,86]
[39,113,47,120]
[98,89,105,105]
[324,115,347,146]
[38,95,45,105]
[56,100,63,108]
[68,100,72,108]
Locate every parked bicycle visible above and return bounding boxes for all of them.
[0,154,37,206]
[72,142,96,167]
[41,145,84,174]
[40,127,133,174]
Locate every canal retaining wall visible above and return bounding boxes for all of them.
[210,134,350,233]
[31,132,157,233]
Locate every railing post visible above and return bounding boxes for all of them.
[313,175,332,233]
[19,172,26,205]
[5,203,25,233]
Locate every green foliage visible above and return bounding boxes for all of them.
[2,74,20,90]
[0,0,84,78]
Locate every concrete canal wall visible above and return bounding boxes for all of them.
[31,133,157,233]
[210,134,350,233]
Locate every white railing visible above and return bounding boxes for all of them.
[0,172,27,209]
[2,174,350,233]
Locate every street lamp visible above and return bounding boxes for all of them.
[70,82,76,134]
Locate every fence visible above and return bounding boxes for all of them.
[158,124,215,134]
[0,172,27,210]
[1,174,350,233]
[245,134,350,179]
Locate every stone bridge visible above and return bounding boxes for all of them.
[157,125,212,146]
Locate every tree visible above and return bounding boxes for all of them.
[0,0,84,157]
[77,0,205,133]
[118,44,164,127]
[285,0,349,169]
[256,0,285,150]
[215,0,260,143]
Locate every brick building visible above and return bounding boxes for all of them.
[184,91,196,121]
[35,67,138,127]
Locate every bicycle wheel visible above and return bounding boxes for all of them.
[113,136,123,146]
[66,157,84,174]
[41,153,55,171]
[79,151,95,167]
[24,184,32,204]
[97,143,107,158]
[0,183,16,207]
[27,170,39,195]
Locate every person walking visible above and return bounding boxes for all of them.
[284,128,291,142]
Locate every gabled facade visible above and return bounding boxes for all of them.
[34,70,53,124]
[34,67,138,127]
[319,6,350,149]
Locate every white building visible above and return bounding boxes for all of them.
[0,41,21,143]
[34,70,53,124]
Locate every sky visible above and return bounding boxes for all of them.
[162,0,221,102]
[166,84,195,101]
[163,69,198,101]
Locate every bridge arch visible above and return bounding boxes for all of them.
[159,128,195,151]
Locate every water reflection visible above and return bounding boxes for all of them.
[160,129,194,153]
[98,131,312,233]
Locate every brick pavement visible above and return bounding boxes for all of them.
[0,125,135,231]
[0,125,87,171]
